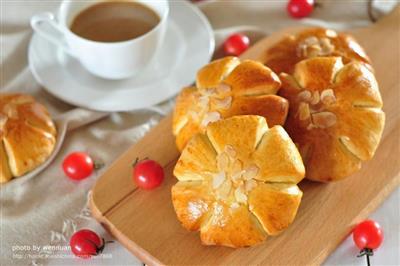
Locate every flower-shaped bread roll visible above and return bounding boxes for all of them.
[172,116,305,248]
[264,28,371,75]
[0,93,56,183]
[279,57,385,182]
[173,57,289,151]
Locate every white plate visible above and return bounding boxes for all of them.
[28,1,214,111]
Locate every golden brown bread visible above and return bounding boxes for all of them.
[0,93,57,183]
[263,28,371,75]
[279,57,385,182]
[172,116,305,248]
[173,57,289,151]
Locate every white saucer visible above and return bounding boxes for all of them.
[28,1,214,111]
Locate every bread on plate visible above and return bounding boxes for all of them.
[279,57,385,182]
[263,27,371,75]
[173,56,289,151]
[0,93,57,183]
[171,115,305,248]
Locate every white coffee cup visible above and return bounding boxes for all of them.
[31,0,169,80]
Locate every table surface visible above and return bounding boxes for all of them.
[1,1,399,265]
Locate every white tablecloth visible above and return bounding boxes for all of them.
[1,1,399,265]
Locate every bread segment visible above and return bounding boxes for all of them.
[0,93,56,182]
[200,203,267,248]
[171,181,214,231]
[263,27,371,75]
[248,183,302,235]
[279,57,385,182]
[172,116,305,247]
[173,57,288,152]
[252,126,305,183]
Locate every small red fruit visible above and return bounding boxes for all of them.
[70,229,104,259]
[287,0,314,19]
[223,33,250,56]
[63,152,99,180]
[133,159,164,190]
[353,219,383,250]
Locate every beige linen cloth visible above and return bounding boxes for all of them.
[1,1,398,265]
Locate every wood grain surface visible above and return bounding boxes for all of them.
[91,6,400,265]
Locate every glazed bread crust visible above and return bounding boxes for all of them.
[264,27,371,75]
[173,57,289,151]
[0,93,56,183]
[279,57,384,182]
[172,116,305,248]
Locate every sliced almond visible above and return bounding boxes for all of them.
[231,159,242,176]
[298,102,311,121]
[320,89,336,105]
[201,111,221,127]
[216,83,231,94]
[297,45,307,57]
[325,29,337,38]
[310,91,320,105]
[244,179,258,192]
[308,44,322,58]
[320,37,334,55]
[0,114,8,128]
[198,95,209,109]
[231,171,244,183]
[307,123,317,130]
[202,88,217,96]
[303,36,319,46]
[216,152,229,170]
[214,96,232,110]
[230,202,240,209]
[212,172,226,189]
[234,186,247,204]
[297,90,312,102]
[217,180,232,200]
[312,111,337,128]
[188,110,198,120]
[3,104,18,119]
[224,145,236,158]
[242,164,259,180]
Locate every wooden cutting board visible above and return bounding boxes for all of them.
[90,6,400,265]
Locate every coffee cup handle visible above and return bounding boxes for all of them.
[30,12,76,57]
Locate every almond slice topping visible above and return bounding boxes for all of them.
[216,83,231,94]
[201,111,221,127]
[3,104,18,119]
[234,186,247,204]
[298,90,312,102]
[202,88,217,96]
[217,180,232,200]
[231,159,242,177]
[312,111,337,128]
[224,145,236,158]
[187,110,198,120]
[214,96,232,110]
[298,102,311,121]
[198,95,209,108]
[244,179,257,192]
[230,202,240,210]
[310,91,320,105]
[216,152,229,170]
[320,89,336,105]
[0,114,8,129]
[213,172,226,189]
[242,164,259,180]
[320,38,334,55]
[303,36,319,45]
